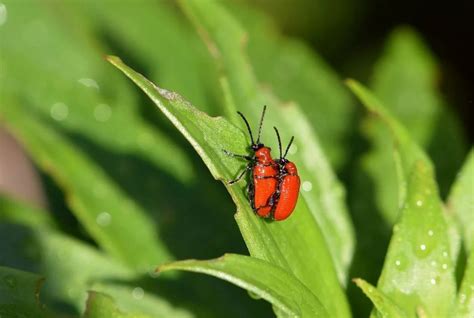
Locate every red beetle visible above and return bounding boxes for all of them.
[271,127,300,221]
[224,106,278,218]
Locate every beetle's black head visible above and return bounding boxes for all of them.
[251,143,264,151]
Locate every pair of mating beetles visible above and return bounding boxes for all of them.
[224,106,300,221]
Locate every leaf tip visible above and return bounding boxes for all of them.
[105,55,123,67]
[352,277,363,286]
[344,78,358,87]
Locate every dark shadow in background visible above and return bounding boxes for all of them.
[318,0,473,141]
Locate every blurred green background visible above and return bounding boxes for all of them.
[0,0,471,317]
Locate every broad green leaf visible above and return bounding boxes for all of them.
[348,80,457,317]
[0,266,48,318]
[455,250,474,317]
[158,254,328,317]
[83,291,150,318]
[178,0,354,293]
[225,3,355,167]
[353,278,408,318]
[0,0,193,182]
[108,56,349,317]
[3,102,171,271]
[447,150,474,251]
[363,27,467,224]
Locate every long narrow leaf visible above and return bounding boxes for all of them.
[158,254,328,317]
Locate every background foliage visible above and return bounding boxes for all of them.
[0,0,471,317]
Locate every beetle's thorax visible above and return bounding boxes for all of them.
[254,147,273,164]
[285,162,298,175]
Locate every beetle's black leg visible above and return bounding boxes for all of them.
[228,165,251,185]
[222,149,252,161]
[247,181,255,211]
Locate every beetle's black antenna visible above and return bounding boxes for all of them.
[256,105,267,144]
[237,111,255,145]
[283,136,295,159]
[273,126,283,159]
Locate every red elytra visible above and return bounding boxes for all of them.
[271,127,300,221]
[224,106,278,218]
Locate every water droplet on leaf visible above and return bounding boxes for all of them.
[96,212,111,227]
[302,181,312,192]
[78,78,100,90]
[50,102,68,121]
[132,287,144,300]
[0,3,7,26]
[94,104,112,122]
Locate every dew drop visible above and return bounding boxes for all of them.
[420,244,427,251]
[416,200,423,207]
[289,144,298,155]
[430,260,437,267]
[430,278,437,285]
[94,104,112,122]
[428,230,434,236]
[132,287,144,300]
[50,102,68,121]
[442,251,449,258]
[78,78,99,89]
[395,260,401,266]
[442,263,448,270]
[248,290,262,299]
[0,3,7,26]
[96,212,111,227]
[302,181,312,192]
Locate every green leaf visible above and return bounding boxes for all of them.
[3,102,171,271]
[353,278,408,318]
[158,254,328,317]
[108,56,350,317]
[365,27,467,223]
[0,266,48,318]
[0,0,193,182]
[455,250,474,317]
[178,0,354,293]
[347,80,457,317]
[83,291,150,318]
[447,150,474,251]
